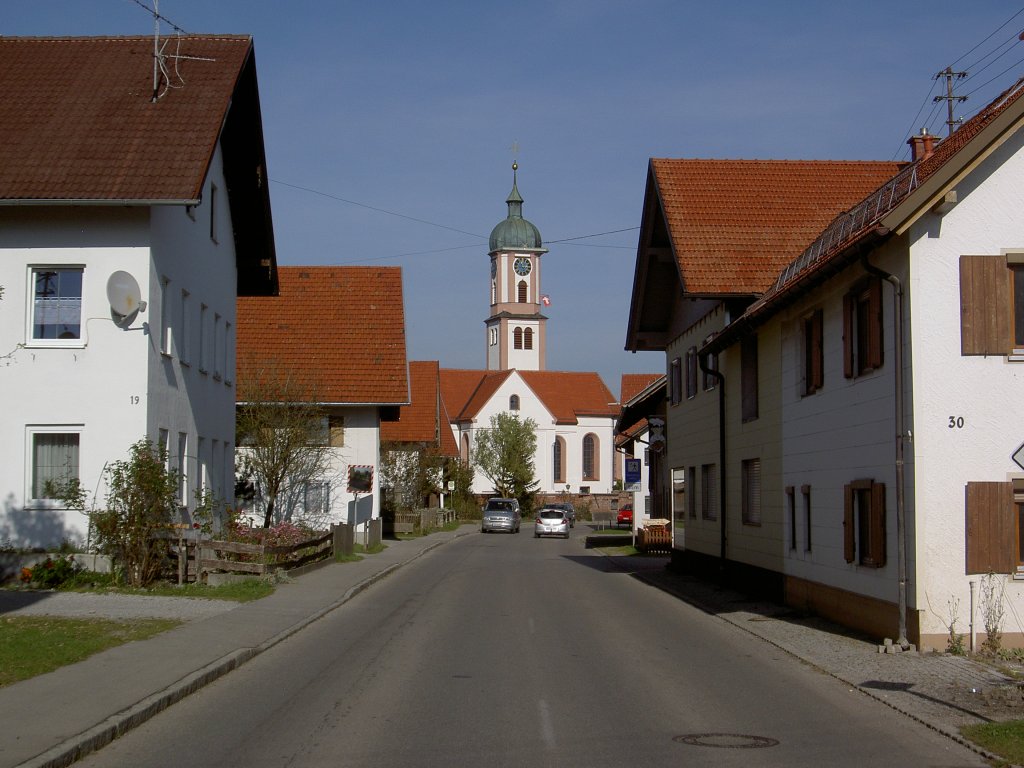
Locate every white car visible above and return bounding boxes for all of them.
[534,509,570,539]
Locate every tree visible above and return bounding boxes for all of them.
[51,438,178,587]
[472,412,539,510]
[236,360,335,528]
[379,442,442,513]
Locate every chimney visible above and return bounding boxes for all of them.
[907,128,938,162]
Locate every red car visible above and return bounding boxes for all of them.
[616,504,633,528]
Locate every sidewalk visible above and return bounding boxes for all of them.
[0,527,475,768]
[610,551,1022,763]
[2,531,1020,768]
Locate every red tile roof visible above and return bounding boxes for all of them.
[650,159,904,294]
[0,35,252,201]
[380,361,459,456]
[237,266,408,404]
[620,373,662,405]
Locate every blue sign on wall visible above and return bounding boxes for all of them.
[625,458,642,484]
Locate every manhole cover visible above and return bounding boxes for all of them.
[673,733,779,749]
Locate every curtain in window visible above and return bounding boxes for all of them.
[32,433,80,498]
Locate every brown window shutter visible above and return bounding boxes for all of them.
[842,293,854,378]
[965,481,1015,573]
[867,277,884,370]
[960,255,1012,355]
[843,485,855,563]
[870,482,886,568]
[810,309,824,390]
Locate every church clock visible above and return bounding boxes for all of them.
[513,257,532,276]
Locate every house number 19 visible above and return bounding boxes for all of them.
[948,416,965,429]
[130,395,140,405]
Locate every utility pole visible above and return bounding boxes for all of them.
[934,66,967,137]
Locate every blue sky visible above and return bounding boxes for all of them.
[5,1,1024,393]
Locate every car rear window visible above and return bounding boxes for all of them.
[540,510,564,519]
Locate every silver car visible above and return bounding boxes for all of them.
[481,498,521,533]
[534,508,570,539]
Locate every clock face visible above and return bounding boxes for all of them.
[513,257,532,276]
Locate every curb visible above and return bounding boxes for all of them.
[14,532,468,768]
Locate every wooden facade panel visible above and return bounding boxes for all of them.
[960,255,1011,355]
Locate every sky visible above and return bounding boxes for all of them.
[5,1,1024,395]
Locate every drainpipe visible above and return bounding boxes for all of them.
[861,255,910,650]
[699,351,728,576]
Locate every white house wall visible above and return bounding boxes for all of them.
[907,130,1024,645]
[0,144,240,548]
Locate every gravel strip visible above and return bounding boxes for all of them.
[0,591,238,621]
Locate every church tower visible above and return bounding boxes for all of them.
[485,163,548,371]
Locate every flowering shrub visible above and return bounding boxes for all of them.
[226,520,318,548]
[21,555,82,588]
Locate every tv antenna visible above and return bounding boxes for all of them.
[130,0,214,102]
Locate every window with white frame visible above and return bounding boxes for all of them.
[180,289,191,365]
[177,432,188,506]
[213,312,223,380]
[160,276,172,355]
[304,481,330,517]
[31,268,83,341]
[29,429,80,501]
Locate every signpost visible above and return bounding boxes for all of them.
[625,458,641,492]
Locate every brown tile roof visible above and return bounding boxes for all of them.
[707,76,1024,352]
[440,369,618,425]
[380,361,459,456]
[237,266,408,404]
[620,373,662,405]
[650,158,905,295]
[0,35,252,201]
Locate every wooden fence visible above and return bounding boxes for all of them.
[173,528,334,583]
[393,508,458,536]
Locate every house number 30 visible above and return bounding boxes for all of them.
[948,416,965,429]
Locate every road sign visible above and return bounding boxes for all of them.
[625,458,641,484]
[1014,442,1024,471]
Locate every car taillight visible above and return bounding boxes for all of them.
[535,518,542,524]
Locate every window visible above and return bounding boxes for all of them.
[786,486,796,550]
[209,183,219,243]
[582,434,598,480]
[32,268,83,341]
[687,466,696,518]
[329,416,345,447]
[198,303,208,372]
[552,437,564,483]
[702,350,718,391]
[802,309,823,395]
[741,458,761,525]
[524,327,533,350]
[160,276,172,355]
[701,463,717,521]
[802,484,812,552]
[959,254,1021,355]
[741,333,758,421]
[518,280,527,303]
[685,347,697,399]
[303,481,330,517]
[844,479,885,568]
[669,357,682,406]
[514,327,523,349]
[30,431,80,500]
[177,432,188,506]
[179,290,191,365]
[491,281,497,305]
[224,322,233,385]
[509,394,520,411]
[965,481,1017,573]
[843,277,883,377]
[213,312,223,380]
[672,468,686,524]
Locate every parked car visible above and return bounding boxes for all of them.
[616,504,633,528]
[546,501,576,528]
[534,508,570,539]
[481,497,520,533]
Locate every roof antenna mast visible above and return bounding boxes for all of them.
[152,0,160,99]
[934,66,967,137]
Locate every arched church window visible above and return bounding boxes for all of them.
[582,433,599,480]
[491,280,496,305]
[518,280,528,303]
[524,327,533,350]
[553,437,565,483]
[510,394,520,411]
[514,327,523,349]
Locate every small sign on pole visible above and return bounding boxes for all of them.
[625,458,642,485]
[1013,442,1024,471]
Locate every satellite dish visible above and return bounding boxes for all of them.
[106,271,144,323]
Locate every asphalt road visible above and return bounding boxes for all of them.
[77,525,986,767]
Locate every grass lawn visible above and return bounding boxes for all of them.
[961,720,1024,765]
[590,527,631,535]
[63,576,275,602]
[0,616,180,687]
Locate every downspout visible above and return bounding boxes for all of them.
[699,351,728,575]
[860,255,910,650]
